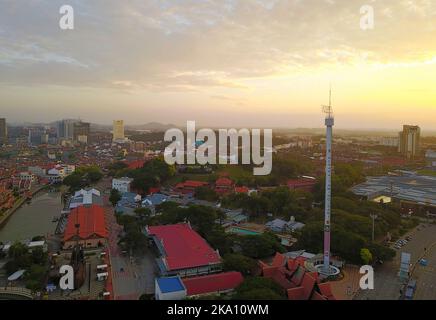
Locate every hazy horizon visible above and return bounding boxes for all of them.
[1,1,436,130]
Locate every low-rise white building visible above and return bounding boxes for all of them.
[426,150,436,168]
[18,172,36,182]
[46,164,75,183]
[112,177,133,193]
[69,188,102,209]
[28,166,47,177]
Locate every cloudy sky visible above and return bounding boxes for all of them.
[0,0,436,129]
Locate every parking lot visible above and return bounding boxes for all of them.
[407,224,436,300]
[355,223,436,300]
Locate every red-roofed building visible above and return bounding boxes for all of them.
[215,177,234,195]
[0,185,14,211]
[148,187,161,195]
[63,204,108,249]
[124,159,146,170]
[146,223,222,277]
[381,157,407,167]
[259,253,336,300]
[287,177,317,192]
[182,271,244,297]
[173,180,209,195]
[235,186,249,194]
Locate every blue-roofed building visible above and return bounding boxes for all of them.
[115,192,141,215]
[265,217,305,233]
[155,277,187,300]
[141,193,168,214]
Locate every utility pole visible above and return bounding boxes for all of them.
[370,214,378,242]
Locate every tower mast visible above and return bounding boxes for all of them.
[322,86,334,275]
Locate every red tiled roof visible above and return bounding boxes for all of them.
[215,177,233,186]
[235,186,249,193]
[182,180,209,188]
[260,253,336,301]
[182,272,244,296]
[311,291,328,300]
[271,253,287,267]
[125,160,145,169]
[64,205,108,241]
[287,178,316,188]
[268,268,294,290]
[318,282,336,300]
[148,224,221,271]
[300,272,317,299]
[148,187,160,194]
[287,287,305,300]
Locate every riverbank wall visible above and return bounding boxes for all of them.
[0,185,48,230]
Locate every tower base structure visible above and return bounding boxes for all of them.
[314,264,340,278]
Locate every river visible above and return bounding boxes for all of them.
[0,191,62,242]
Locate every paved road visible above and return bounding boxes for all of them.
[409,225,436,299]
[354,259,403,300]
[101,173,157,300]
[105,204,141,300]
[355,223,436,300]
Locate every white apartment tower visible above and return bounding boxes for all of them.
[113,120,125,142]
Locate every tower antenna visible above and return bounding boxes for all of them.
[318,86,336,277]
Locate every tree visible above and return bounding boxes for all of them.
[298,222,366,264]
[8,242,28,260]
[134,207,152,226]
[367,243,395,262]
[223,254,257,276]
[109,189,122,207]
[239,233,285,259]
[119,229,148,254]
[195,187,218,202]
[63,173,84,191]
[31,247,47,265]
[86,166,103,183]
[116,213,148,254]
[360,248,373,265]
[25,264,47,292]
[130,158,175,194]
[63,166,103,191]
[233,288,284,300]
[233,277,284,300]
[107,161,129,177]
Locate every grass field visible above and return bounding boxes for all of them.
[417,170,436,177]
[165,164,255,186]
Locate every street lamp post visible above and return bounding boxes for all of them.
[370,214,378,242]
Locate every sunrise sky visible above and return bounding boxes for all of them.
[1,0,436,129]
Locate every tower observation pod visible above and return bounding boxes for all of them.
[315,88,340,278]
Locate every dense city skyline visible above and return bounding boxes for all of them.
[1,1,436,129]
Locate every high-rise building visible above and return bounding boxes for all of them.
[130,141,146,153]
[113,120,125,142]
[0,118,7,145]
[28,127,46,146]
[57,119,77,140]
[73,122,90,143]
[398,125,421,159]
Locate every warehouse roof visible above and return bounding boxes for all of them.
[147,223,221,271]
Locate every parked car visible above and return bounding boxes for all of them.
[419,259,428,266]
